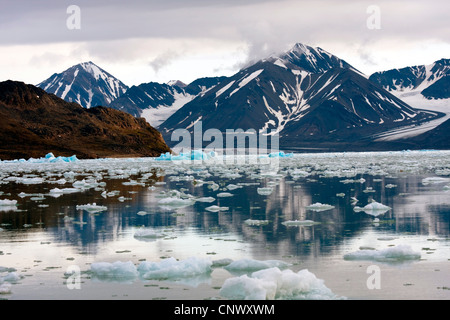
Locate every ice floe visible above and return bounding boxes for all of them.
[0,153,78,164]
[224,258,290,273]
[343,244,421,262]
[76,203,108,213]
[282,220,320,227]
[353,201,391,216]
[137,257,212,281]
[306,203,335,212]
[220,267,342,300]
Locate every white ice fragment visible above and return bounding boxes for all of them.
[216,192,234,198]
[224,258,290,273]
[306,203,335,212]
[353,201,390,216]
[220,267,341,300]
[76,203,107,213]
[133,228,166,240]
[257,187,273,196]
[244,219,269,226]
[158,197,195,208]
[90,261,138,281]
[137,257,212,280]
[195,197,216,203]
[343,244,421,262]
[422,177,450,185]
[0,199,17,206]
[0,283,12,294]
[205,205,229,212]
[282,220,320,227]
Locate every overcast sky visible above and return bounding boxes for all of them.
[0,0,449,86]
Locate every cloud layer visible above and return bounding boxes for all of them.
[1,0,449,85]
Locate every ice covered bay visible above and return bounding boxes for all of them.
[0,150,449,300]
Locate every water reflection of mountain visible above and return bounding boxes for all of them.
[1,168,449,258]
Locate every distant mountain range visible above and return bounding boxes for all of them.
[0,80,170,160]
[34,44,450,152]
[369,58,450,100]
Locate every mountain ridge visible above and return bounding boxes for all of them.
[0,80,170,160]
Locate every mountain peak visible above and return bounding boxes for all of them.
[38,61,129,108]
[167,80,187,88]
[273,42,355,74]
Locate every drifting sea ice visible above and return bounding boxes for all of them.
[224,258,290,273]
[306,203,335,212]
[0,199,17,206]
[244,219,269,226]
[257,187,273,196]
[353,201,391,216]
[137,257,213,280]
[76,203,108,213]
[343,244,421,262]
[282,220,320,227]
[220,267,341,300]
[90,261,138,281]
[205,205,229,212]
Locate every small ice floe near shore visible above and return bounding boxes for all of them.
[282,220,320,227]
[421,177,450,185]
[353,201,390,216]
[343,244,421,263]
[0,267,23,295]
[205,205,229,212]
[224,258,290,273]
[133,228,166,241]
[257,187,273,196]
[0,199,17,206]
[306,203,334,212]
[244,219,269,226]
[220,267,342,300]
[76,203,107,213]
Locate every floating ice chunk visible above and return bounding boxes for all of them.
[137,257,212,280]
[244,219,269,226]
[158,197,195,208]
[212,258,234,267]
[343,244,421,262]
[282,220,320,227]
[267,151,294,158]
[220,267,341,300]
[1,153,78,164]
[90,261,138,281]
[224,258,290,273]
[226,184,242,191]
[155,150,215,161]
[444,185,450,191]
[257,187,273,196]
[422,177,450,185]
[133,228,166,240]
[205,205,229,212]
[195,197,216,203]
[385,184,397,188]
[0,283,11,294]
[216,192,233,198]
[0,199,17,206]
[306,203,335,212]
[76,203,107,213]
[353,201,390,216]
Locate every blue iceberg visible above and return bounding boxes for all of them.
[1,153,79,163]
[155,150,216,161]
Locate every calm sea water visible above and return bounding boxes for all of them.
[0,151,449,300]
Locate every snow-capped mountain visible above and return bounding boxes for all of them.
[269,43,357,74]
[369,58,450,100]
[108,76,226,128]
[37,61,129,109]
[159,43,441,151]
